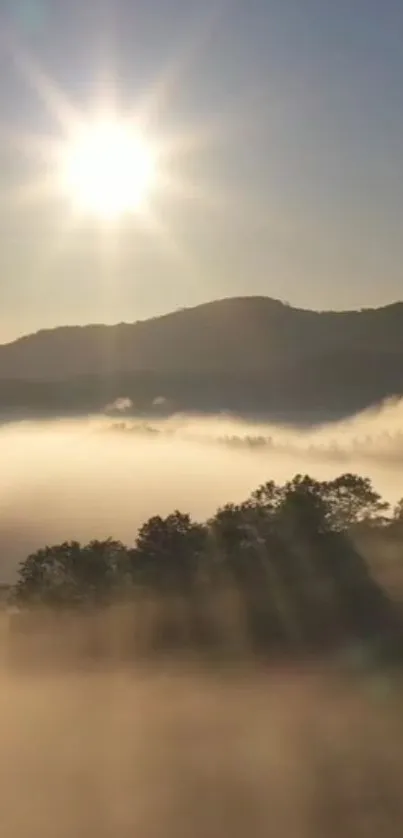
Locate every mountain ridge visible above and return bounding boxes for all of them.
[3,295,403,349]
[1,296,403,421]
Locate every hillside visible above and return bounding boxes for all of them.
[1,296,403,421]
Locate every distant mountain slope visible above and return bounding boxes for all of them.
[1,296,403,421]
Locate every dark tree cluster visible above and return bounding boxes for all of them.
[11,474,403,660]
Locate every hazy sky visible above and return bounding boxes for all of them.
[1,0,403,341]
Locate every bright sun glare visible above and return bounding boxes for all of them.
[60,120,157,219]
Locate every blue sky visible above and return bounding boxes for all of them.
[1,0,403,339]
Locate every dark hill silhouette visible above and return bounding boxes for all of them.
[1,296,403,421]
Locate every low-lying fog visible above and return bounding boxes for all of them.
[1,398,403,581]
[2,664,403,838]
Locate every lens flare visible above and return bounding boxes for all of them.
[60,120,157,219]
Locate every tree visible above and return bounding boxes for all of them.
[393,498,403,522]
[132,511,208,595]
[209,497,307,652]
[278,475,393,644]
[320,474,389,530]
[242,473,389,532]
[15,539,130,606]
[130,512,210,650]
[248,480,284,512]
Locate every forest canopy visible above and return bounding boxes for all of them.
[10,473,403,659]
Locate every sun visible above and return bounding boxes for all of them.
[59,119,157,219]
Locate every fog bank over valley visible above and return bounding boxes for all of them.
[2,399,403,581]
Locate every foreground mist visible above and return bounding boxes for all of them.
[1,650,403,837]
[2,400,403,581]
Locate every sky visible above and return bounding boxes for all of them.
[1,0,403,341]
